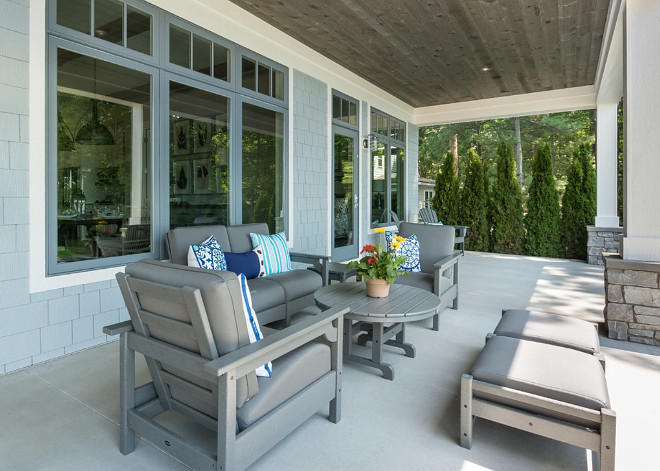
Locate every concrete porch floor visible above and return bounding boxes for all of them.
[0,252,658,470]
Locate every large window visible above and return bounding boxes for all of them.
[370,110,406,227]
[47,0,288,274]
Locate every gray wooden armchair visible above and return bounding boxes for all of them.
[417,208,468,255]
[104,259,346,471]
[395,222,460,330]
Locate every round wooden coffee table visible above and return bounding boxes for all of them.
[314,282,441,380]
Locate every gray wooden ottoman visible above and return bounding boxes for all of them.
[461,336,616,471]
[495,309,601,354]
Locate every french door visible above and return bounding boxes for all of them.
[332,126,359,261]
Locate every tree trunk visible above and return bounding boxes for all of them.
[451,133,458,177]
[514,117,523,188]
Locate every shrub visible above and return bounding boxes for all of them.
[525,143,561,257]
[561,159,586,259]
[460,149,489,251]
[491,142,525,254]
[431,153,460,225]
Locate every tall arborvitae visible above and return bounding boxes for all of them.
[560,143,597,260]
[491,141,525,254]
[524,143,561,257]
[431,152,460,225]
[561,159,586,259]
[460,149,489,251]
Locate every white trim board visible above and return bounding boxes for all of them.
[412,85,597,127]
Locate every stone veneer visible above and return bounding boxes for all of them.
[603,253,660,346]
[587,226,623,265]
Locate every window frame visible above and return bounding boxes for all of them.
[46,0,290,276]
[370,108,406,228]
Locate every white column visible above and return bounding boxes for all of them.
[595,103,620,228]
[621,0,660,261]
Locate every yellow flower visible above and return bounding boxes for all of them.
[374,227,386,234]
[391,241,401,249]
[395,235,406,242]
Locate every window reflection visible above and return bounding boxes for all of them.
[56,49,152,264]
[169,82,230,228]
[242,103,284,234]
[371,143,386,224]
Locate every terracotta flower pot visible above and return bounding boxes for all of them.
[365,278,390,297]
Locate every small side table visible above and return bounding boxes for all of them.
[327,262,358,283]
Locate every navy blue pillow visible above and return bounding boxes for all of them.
[225,250,261,279]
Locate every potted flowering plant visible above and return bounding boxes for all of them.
[347,228,409,297]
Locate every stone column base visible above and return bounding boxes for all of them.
[603,253,660,346]
[588,226,623,265]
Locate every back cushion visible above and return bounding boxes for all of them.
[398,222,455,274]
[226,223,269,253]
[166,225,230,265]
[125,259,258,406]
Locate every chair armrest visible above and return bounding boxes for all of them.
[432,251,461,271]
[103,320,134,336]
[290,252,330,285]
[204,305,347,378]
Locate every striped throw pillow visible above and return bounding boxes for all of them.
[249,232,292,276]
[237,273,272,377]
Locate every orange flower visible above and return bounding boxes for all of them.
[361,244,376,254]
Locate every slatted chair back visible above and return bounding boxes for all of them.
[389,210,401,229]
[122,224,151,254]
[419,207,439,223]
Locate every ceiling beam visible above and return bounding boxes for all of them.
[412,85,596,126]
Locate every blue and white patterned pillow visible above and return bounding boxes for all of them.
[249,232,292,276]
[237,273,272,377]
[385,231,421,272]
[187,235,227,271]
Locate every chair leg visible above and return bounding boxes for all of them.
[600,409,617,471]
[432,313,439,331]
[119,332,136,454]
[460,374,474,449]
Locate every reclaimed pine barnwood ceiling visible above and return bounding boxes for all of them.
[228,0,610,107]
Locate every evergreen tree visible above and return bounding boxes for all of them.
[577,143,597,225]
[525,143,561,257]
[431,152,460,225]
[561,159,586,259]
[460,149,489,251]
[491,141,525,254]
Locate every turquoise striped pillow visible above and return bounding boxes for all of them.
[249,232,292,276]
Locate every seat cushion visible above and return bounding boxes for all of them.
[236,342,331,430]
[267,269,322,301]
[246,277,286,312]
[496,309,600,354]
[394,271,452,295]
[471,336,610,411]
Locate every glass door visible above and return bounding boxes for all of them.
[332,126,359,261]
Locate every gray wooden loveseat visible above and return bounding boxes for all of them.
[165,223,329,326]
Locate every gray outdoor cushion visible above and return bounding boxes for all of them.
[125,260,257,407]
[246,277,286,312]
[472,336,610,412]
[496,309,600,354]
[165,225,231,265]
[226,223,269,253]
[236,341,330,430]
[398,222,455,274]
[394,271,452,295]
[267,269,322,301]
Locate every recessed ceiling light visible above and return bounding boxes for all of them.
[481,66,492,72]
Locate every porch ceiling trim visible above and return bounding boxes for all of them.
[412,85,596,127]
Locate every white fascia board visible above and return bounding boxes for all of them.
[412,85,597,127]
[595,0,625,104]
[155,0,415,122]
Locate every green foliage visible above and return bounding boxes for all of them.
[560,159,586,259]
[560,144,597,260]
[525,143,561,257]
[460,149,489,251]
[431,153,460,225]
[346,239,408,284]
[491,142,525,254]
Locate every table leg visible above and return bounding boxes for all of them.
[385,323,416,358]
[372,323,394,380]
[343,318,352,356]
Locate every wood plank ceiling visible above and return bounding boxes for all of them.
[228,0,610,108]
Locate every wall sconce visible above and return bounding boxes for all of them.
[362,133,378,151]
